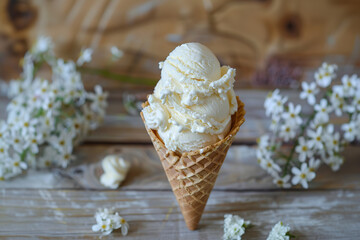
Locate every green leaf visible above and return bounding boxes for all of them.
[78,67,158,86]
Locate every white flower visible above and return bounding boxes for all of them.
[300,82,318,105]
[315,63,337,88]
[272,95,288,117]
[308,158,321,172]
[92,208,129,236]
[42,98,61,117]
[9,133,26,153]
[260,157,281,177]
[270,115,281,132]
[291,163,315,189]
[267,221,291,240]
[24,133,42,154]
[100,155,130,189]
[351,90,360,111]
[223,214,250,240]
[257,135,270,150]
[83,105,102,130]
[341,74,358,97]
[57,147,75,168]
[0,164,6,180]
[307,126,324,151]
[89,85,108,112]
[53,59,78,85]
[279,123,297,142]
[330,85,345,116]
[17,115,38,138]
[324,126,341,153]
[63,89,83,105]
[8,80,26,97]
[341,121,357,142]
[77,48,93,66]
[273,175,291,188]
[0,80,8,96]
[0,122,9,141]
[66,116,85,139]
[38,116,55,137]
[264,89,280,115]
[0,140,9,157]
[49,131,74,153]
[31,36,53,55]
[355,115,360,139]
[314,99,331,124]
[295,137,313,162]
[283,103,302,126]
[92,218,112,235]
[7,154,28,176]
[323,155,343,171]
[35,79,51,96]
[6,97,26,114]
[38,146,58,168]
[265,89,288,117]
[256,146,272,166]
[321,62,338,73]
[110,46,124,61]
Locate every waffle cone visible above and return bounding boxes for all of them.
[140,97,245,230]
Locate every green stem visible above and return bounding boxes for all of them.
[32,60,44,79]
[282,90,332,176]
[282,111,315,176]
[278,151,289,159]
[78,67,158,86]
[286,232,296,239]
[20,149,29,162]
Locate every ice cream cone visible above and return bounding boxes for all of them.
[140,96,245,230]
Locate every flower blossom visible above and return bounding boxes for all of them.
[300,82,318,105]
[223,214,251,240]
[291,163,316,189]
[92,208,129,236]
[267,221,292,240]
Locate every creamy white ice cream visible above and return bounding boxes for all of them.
[142,43,238,153]
[100,155,130,189]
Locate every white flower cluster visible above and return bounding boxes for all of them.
[92,208,129,236]
[267,221,292,240]
[223,216,294,240]
[258,63,360,188]
[0,36,108,180]
[223,214,251,240]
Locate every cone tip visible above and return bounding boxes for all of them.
[185,219,199,231]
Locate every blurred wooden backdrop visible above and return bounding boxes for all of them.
[0,0,360,88]
[1,2,360,238]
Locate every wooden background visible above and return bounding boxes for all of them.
[0,0,360,87]
[0,0,360,239]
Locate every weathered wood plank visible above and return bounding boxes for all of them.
[1,145,359,191]
[1,189,359,239]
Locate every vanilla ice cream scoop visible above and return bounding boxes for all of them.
[100,155,130,189]
[142,43,238,152]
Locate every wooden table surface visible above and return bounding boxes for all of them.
[0,89,359,239]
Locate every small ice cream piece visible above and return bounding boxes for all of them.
[142,42,238,152]
[100,155,130,189]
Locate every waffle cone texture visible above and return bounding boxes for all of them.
[140,96,245,230]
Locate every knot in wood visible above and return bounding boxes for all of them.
[281,13,302,38]
[7,0,37,30]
